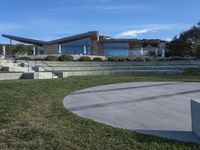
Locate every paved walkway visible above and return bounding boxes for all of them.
[63,82,200,143]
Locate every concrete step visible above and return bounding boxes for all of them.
[35,65,199,72]
[56,69,184,78]
[0,72,23,80]
[23,72,58,79]
[1,66,34,72]
[24,60,200,67]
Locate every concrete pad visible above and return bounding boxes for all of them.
[63,82,200,143]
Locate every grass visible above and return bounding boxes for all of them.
[0,75,200,150]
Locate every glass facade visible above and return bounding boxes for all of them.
[129,49,149,56]
[61,38,91,55]
[104,43,129,57]
[36,46,44,54]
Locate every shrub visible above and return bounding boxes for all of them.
[59,55,74,61]
[78,56,92,61]
[133,57,146,62]
[107,57,128,62]
[118,58,127,62]
[32,58,44,61]
[126,58,132,61]
[192,40,200,58]
[45,56,59,61]
[107,57,118,62]
[107,57,153,62]
[18,57,32,60]
[93,57,103,62]
[158,56,188,61]
[144,57,153,61]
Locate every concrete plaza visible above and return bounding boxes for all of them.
[64,82,200,143]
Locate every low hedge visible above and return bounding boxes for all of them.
[107,57,153,62]
[78,56,92,61]
[93,57,103,62]
[45,56,59,61]
[59,55,74,61]
[18,57,32,60]
[158,56,196,61]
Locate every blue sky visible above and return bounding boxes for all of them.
[0,0,199,43]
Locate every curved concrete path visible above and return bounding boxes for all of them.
[64,82,200,143]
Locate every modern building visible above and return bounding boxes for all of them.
[2,31,166,57]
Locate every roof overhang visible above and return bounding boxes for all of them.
[102,39,137,43]
[2,34,46,46]
[47,31,99,45]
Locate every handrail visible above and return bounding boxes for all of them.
[36,61,54,78]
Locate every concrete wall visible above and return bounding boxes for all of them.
[191,99,200,138]
[0,73,23,80]
[23,72,53,79]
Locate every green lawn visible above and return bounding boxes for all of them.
[0,75,200,150]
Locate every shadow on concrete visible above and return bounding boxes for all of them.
[134,129,200,144]
[68,89,200,112]
[72,82,181,95]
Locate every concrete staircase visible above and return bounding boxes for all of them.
[1,59,200,80]
[34,60,200,77]
[0,59,34,72]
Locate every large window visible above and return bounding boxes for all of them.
[61,38,91,55]
[104,43,129,57]
[36,46,44,54]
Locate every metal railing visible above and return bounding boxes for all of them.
[35,61,54,78]
[13,59,55,78]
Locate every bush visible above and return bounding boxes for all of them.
[45,56,59,61]
[192,40,200,58]
[78,56,92,61]
[144,57,153,61]
[107,57,128,62]
[59,55,74,61]
[133,57,146,62]
[107,57,118,62]
[118,58,127,62]
[158,56,187,61]
[18,57,32,60]
[93,57,103,62]
[32,58,45,61]
[107,57,153,62]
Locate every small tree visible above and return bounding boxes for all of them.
[167,21,200,56]
[13,44,28,54]
[192,39,200,58]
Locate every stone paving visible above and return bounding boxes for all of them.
[64,82,200,143]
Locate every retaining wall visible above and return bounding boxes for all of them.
[191,100,200,138]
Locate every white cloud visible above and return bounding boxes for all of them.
[116,24,183,38]
[116,28,153,38]
[165,38,173,42]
